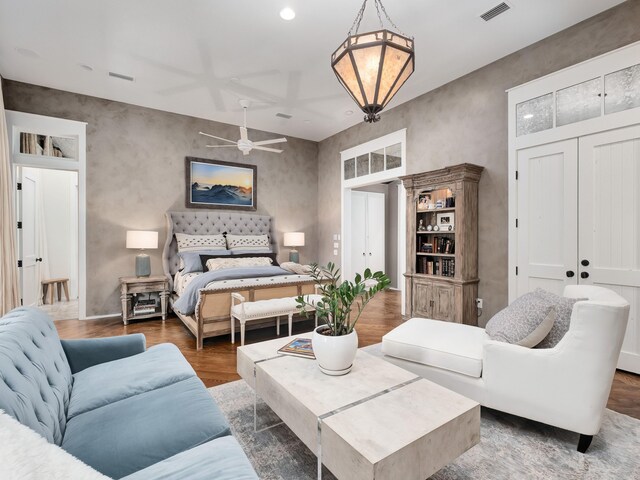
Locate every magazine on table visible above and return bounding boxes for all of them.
[277,338,315,359]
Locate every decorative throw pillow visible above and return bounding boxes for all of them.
[535,289,585,348]
[225,234,270,251]
[206,256,273,272]
[485,291,557,347]
[179,250,230,273]
[175,233,226,252]
[200,252,279,271]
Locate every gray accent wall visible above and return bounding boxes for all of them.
[3,81,318,317]
[317,0,640,324]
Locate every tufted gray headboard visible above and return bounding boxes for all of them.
[163,210,276,290]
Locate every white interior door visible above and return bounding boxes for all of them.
[516,139,578,297]
[579,124,640,374]
[19,169,39,307]
[351,191,368,275]
[366,192,386,273]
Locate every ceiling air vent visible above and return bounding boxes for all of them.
[275,112,293,119]
[480,2,510,21]
[108,71,135,82]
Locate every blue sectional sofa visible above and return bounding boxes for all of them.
[0,307,257,479]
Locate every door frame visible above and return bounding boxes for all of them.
[6,111,87,320]
[340,129,407,314]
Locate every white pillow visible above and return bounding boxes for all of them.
[225,234,270,251]
[0,410,109,480]
[206,256,273,272]
[175,233,226,252]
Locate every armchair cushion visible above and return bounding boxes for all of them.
[535,289,585,348]
[485,290,556,347]
[382,318,488,378]
[67,343,196,419]
[61,334,146,374]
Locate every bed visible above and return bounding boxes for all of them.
[162,211,317,349]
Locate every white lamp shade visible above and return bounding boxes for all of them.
[284,232,305,247]
[126,230,158,249]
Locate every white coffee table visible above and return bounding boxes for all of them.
[237,333,480,480]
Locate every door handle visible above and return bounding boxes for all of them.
[36,257,43,262]
[566,270,574,278]
[369,252,372,256]
[581,259,590,267]
[580,272,589,279]
[362,252,366,256]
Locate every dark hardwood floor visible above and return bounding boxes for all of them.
[54,290,640,419]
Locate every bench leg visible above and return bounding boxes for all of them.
[42,284,48,304]
[276,316,280,336]
[240,320,246,347]
[62,281,70,302]
[288,313,293,337]
[49,285,55,305]
[231,316,235,344]
[57,283,62,301]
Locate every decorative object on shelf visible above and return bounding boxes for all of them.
[433,225,440,232]
[446,196,456,208]
[417,219,426,231]
[426,224,433,232]
[284,232,305,263]
[331,0,415,123]
[199,99,287,156]
[418,193,431,211]
[126,230,158,277]
[297,262,390,375]
[436,200,444,209]
[185,156,257,210]
[421,243,433,253]
[437,212,455,231]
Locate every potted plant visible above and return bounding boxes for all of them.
[297,262,390,376]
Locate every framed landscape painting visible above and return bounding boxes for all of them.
[185,157,257,211]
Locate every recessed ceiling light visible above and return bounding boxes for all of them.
[15,47,39,58]
[523,114,534,119]
[280,7,295,20]
[79,64,93,71]
[345,110,354,116]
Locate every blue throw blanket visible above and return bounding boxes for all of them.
[173,266,291,315]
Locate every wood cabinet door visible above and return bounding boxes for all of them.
[432,283,455,321]
[412,279,433,318]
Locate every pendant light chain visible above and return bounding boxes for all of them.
[347,0,411,38]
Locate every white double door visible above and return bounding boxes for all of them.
[351,191,385,275]
[516,124,640,373]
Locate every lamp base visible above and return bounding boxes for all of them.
[288,250,299,264]
[135,253,151,277]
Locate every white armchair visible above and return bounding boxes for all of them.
[373,285,629,453]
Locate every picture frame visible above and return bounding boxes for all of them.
[185,157,257,211]
[436,212,455,230]
[417,193,432,211]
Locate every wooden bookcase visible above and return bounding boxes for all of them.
[401,163,483,325]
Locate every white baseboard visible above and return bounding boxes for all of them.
[83,313,121,321]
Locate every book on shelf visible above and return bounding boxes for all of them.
[277,338,315,359]
[133,307,156,315]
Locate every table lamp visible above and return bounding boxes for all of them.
[126,230,158,277]
[284,232,305,263]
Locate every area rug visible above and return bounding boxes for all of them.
[209,381,640,479]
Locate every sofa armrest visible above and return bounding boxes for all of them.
[61,334,146,374]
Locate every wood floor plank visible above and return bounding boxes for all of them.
[54,290,640,420]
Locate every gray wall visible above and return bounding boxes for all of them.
[317,0,640,324]
[3,81,318,317]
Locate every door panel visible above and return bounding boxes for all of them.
[579,125,640,373]
[412,279,432,318]
[432,283,454,321]
[516,140,578,297]
[366,192,385,273]
[351,191,368,275]
[21,171,38,306]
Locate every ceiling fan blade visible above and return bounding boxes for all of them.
[253,146,283,154]
[240,126,248,141]
[199,132,237,144]
[252,138,287,146]
[206,145,238,148]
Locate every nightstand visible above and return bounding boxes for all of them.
[119,275,170,325]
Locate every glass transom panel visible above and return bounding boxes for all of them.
[516,93,553,137]
[19,132,77,160]
[371,149,385,173]
[605,63,640,115]
[356,154,370,177]
[344,158,356,180]
[556,78,601,127]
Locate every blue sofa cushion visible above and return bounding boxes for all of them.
[67,343,196,419]
[0,307,72,445]
[122,436,258,480]
[62,376,231,479]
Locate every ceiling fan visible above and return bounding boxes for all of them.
[199,99,287,156]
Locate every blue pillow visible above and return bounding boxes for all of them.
[179,250,230,273]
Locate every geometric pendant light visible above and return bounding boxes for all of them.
[331,0,415,123]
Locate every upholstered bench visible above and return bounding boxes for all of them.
[230,293,322,346]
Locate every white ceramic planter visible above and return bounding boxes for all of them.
[312,325,358,376]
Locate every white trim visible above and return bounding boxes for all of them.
[6,111,88,319]
[508,41,640,304]
[84,313,121,321]
[340,129,407,315]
